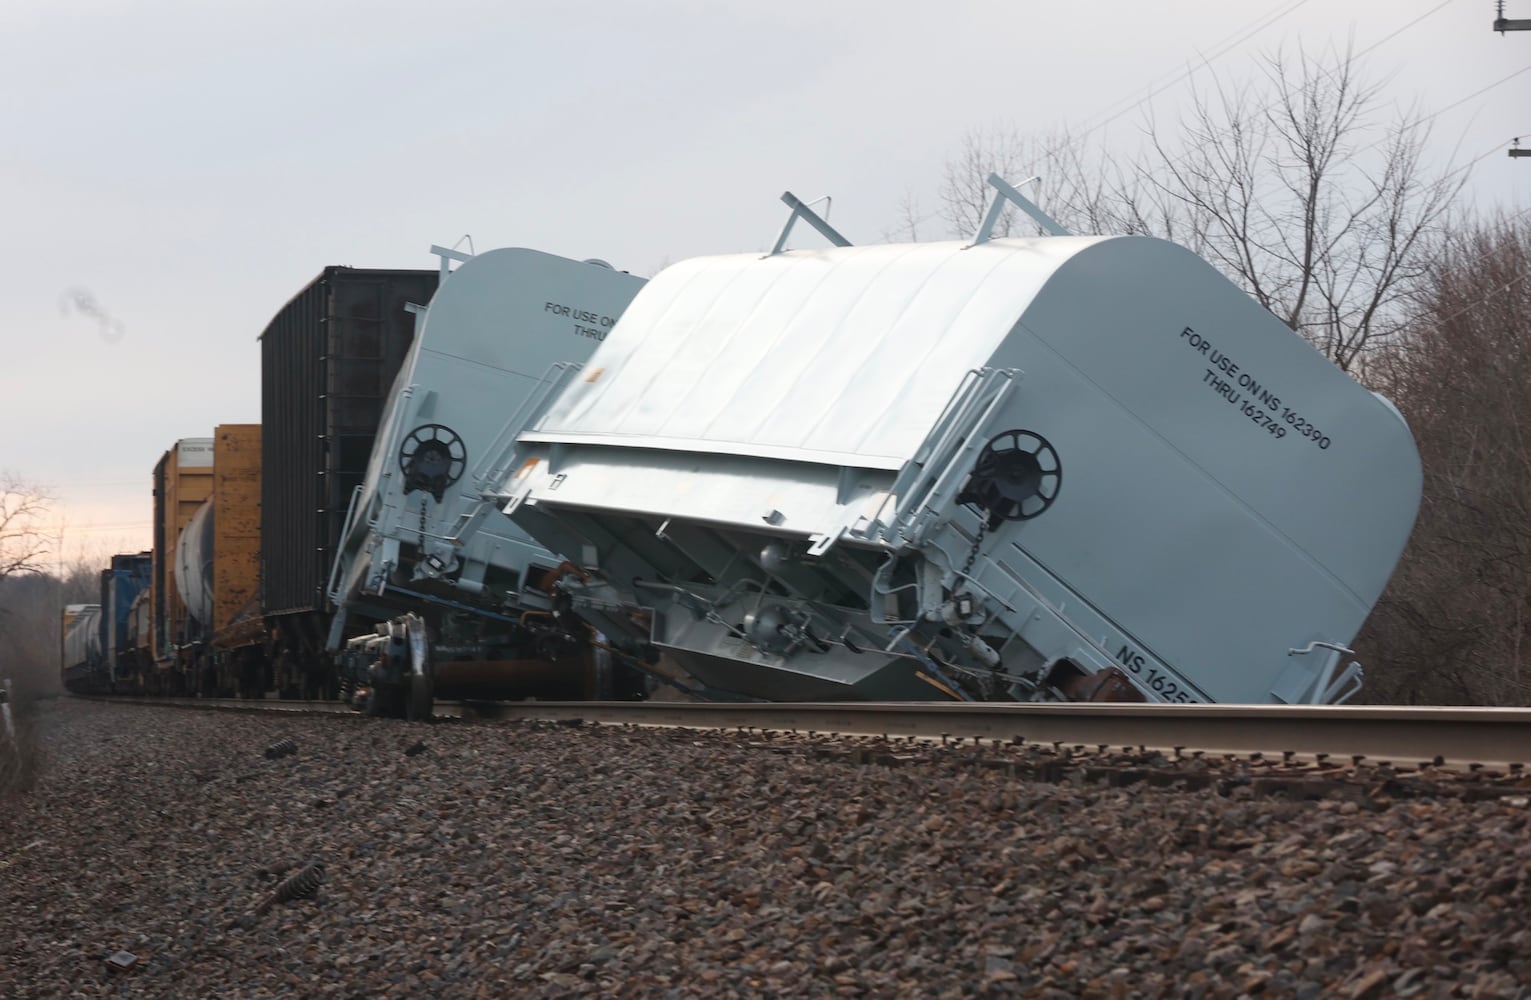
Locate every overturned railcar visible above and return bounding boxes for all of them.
[324,247,647,716]
[488,185,1422,705]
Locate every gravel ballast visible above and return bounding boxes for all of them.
[2,698,1529,998]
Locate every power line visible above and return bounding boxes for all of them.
[1492,4,1531,155]
[1353,0,1453,60]
[1412,204,1531,333]
[888,2,1333,241]
[912,0,1459,239]
[1448,133,1531,180]
[1421,63,1531,127]
[1086,0,1451,157]
[1072,0,1315,139]
[1494,1,1531,33]
[1062,1,1513,363]
[1320,66,1531,179]
[1132,1,1473,195]
[1044,8,1505,299]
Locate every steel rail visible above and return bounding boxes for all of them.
[74,696,1531,769]
[72,695,467,718]
[470,701,1531,770]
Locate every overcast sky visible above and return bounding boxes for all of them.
[2,0,1526,560]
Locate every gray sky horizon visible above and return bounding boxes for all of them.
[3,0,1526,562]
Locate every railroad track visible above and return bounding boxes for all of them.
[78,696,1531,771]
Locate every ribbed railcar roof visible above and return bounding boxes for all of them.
[535,237,1110,465]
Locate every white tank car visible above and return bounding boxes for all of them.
[61,603,103,693]
[176,500,215,633]
[487,185,1421,705]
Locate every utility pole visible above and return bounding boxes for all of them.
[1495,1,1531,33]
[1495,4,1531,157]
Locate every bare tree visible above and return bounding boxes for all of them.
[939,125,1124,240]
[1148,45,1464,369]
[0,475,58,794]
[881,190,930,244]
[0,473,53,582]
[1357,215,1531,706]
[939,45,1465,370]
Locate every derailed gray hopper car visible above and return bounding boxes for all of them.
[324,246,647,715]
[488,184,1422,705]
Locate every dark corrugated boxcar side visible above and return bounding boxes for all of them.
[260,268,439,616]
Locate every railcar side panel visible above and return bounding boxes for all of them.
[259,268,438,616]
[151,439,213,671]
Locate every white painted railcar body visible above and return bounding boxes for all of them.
[326,247,645,648]
[490,221,1420,704]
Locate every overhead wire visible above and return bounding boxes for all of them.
[1138,58,1531,200]
[1071,0,1315,140]
[1052,1,1521,366]
[1414,63,1531,128]
[882,0,1322,241]
[1061,0,1516,325]
[904,0,1460,240]
[1404,203,1531,335]
[1350,0,1454,60]
[1127,0,1466,195]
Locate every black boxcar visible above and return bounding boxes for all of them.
[259,267,439,696]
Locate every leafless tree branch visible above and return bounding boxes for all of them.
[0,473,54,583]
[936,43,1467,372]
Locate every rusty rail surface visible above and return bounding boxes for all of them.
[74,696,1531,770]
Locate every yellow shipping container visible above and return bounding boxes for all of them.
[212,424,261,644]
